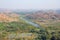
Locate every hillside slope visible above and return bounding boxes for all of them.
[0,12,19,22]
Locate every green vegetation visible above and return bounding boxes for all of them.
[0,18,39,40]
[0,18,60,40]
[0,11,60,40]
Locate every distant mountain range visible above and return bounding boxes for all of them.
[56,10,60,14]
[24,10,60,20]
[0,9,60,14]
[0,9,60,21]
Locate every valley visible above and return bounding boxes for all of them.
[0,10,60,40]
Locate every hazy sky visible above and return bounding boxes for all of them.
[0,0,60,10]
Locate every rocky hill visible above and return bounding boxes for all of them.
[25,10,60,20]
[0,12,19,22]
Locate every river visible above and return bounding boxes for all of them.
[20,17,40,27]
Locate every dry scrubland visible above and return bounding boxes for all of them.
[0,10,60,40]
